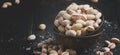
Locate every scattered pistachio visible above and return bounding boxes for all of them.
[27,34,36,41]
[39,24,46,30]
[111,38,120,44]
[49,50,58,55]
[66,49,76,55]
[2,2,12,8]
[62,52,69,55]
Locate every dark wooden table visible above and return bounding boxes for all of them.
[0,0,120,55]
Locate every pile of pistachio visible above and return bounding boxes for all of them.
[54,3,102,37]
[96,38,120,55]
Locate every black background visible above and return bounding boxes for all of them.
[0,0,120,55]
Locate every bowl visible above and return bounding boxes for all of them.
[54,17,104,49]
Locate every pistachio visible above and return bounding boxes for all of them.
[49,50,58,55]
[66,3,78,11]
[83,4,90,10]
[42,48,47,53]
[111,38,120,44]
[2,2,12,8]
[39,24,46,30]
[108,43,116,49]
[41,53,47,55]
[71,15,86,22]
[96,12,102,19]
[76,30,82,37]
[61,20,71,26]
[58,48,63,55]
[91,0,99,3]
[27,34,36,41]
[96,18,102,24]
[58,25,65,32]
[57,10,66,17]
[104,51,113,55]
[86,20,95,26]
[54,20,60,27]
[65,30,77,37]
[86,14,96,20]
[66,49,77,55]
[86,26,95,32]
[37,42,44,48]
[76,20,86,26]
[103,47,110,52]
[94,23,99,28]
[62,52,69,55]
[71,23,83,31]
[63,13,72,20]
[15,0,20,4]
[65,24,72,30]
[67,9,76,15]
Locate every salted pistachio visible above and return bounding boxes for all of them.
[96,18,102,24]
[58,48,63,55]
[71,23,83,31]
[111,38,120,44]
[58,17,64,23]
[76,20,86,26]
[86,20,95,26]
[86,9,99,15]
[2,2,12,8]
[78,5,84,9]
[71,14,86,21]
[66,49,77,55]
[65,30,77,37]
[39,24,46,30]
[108,42,116,49]
[81,27,88,35]
[86,14,96,20]
[62,52,69,55]
[94,23,99,28]
[54,20,60,27]
[49,50,58,55]
[42,48,47,53]
[103,47,110,52]
[91,0,99,3]
[41,53,47,55]
[63,13,72,20]
[76,10,81,14]
[66,3,78,11]
[96,12,102,19]
[86,26,95,32]
[61,20,71,26]
[104,51,113,55]
[57,10,66,17]
[96,51,103,55]
[37,42,44,48]
[105,40,111,44]
[15,0,20,4]
[76,30,82,37]
[65,24,72,31]
[58,25,65,32]
[27,34,36,41]
[67,9,76,15]
[83,4,90,10]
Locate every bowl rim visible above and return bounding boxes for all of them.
[54,17,104,39]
